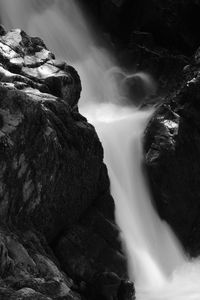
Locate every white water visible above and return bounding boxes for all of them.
[1,1,200,299]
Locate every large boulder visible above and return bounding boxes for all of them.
[0,26,133,299]
[144,53,200,256]
[0,26,100,241]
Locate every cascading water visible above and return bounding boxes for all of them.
[1,1,200,299]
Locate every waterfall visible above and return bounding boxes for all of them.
[1,1,200,299]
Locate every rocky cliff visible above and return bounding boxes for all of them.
[0,26,134,300]
[144,46,200,257]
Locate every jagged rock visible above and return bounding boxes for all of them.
[0,26,101,241]
[0,26,81,108]
[0,27,134,299]
[0,227,79,300]
[144,57,200,256]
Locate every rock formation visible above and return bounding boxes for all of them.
[0,26,134,299]
[144,47,200,257]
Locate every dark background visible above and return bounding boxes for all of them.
[78,0,200,97]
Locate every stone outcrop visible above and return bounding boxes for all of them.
[0,26,133,299]
[144,51,200,257]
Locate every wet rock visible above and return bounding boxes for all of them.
[0,28,81,107]
[0,28,132,299]
[0,27,101,241]
[144,59,200,256]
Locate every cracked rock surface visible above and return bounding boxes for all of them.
[0,26,133,300]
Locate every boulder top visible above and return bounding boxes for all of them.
[0,25,81,108]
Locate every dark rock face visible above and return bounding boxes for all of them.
[0,27,99,241]
[0,226,80,300]
[144,60,200,256]
[0,26,133,299]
